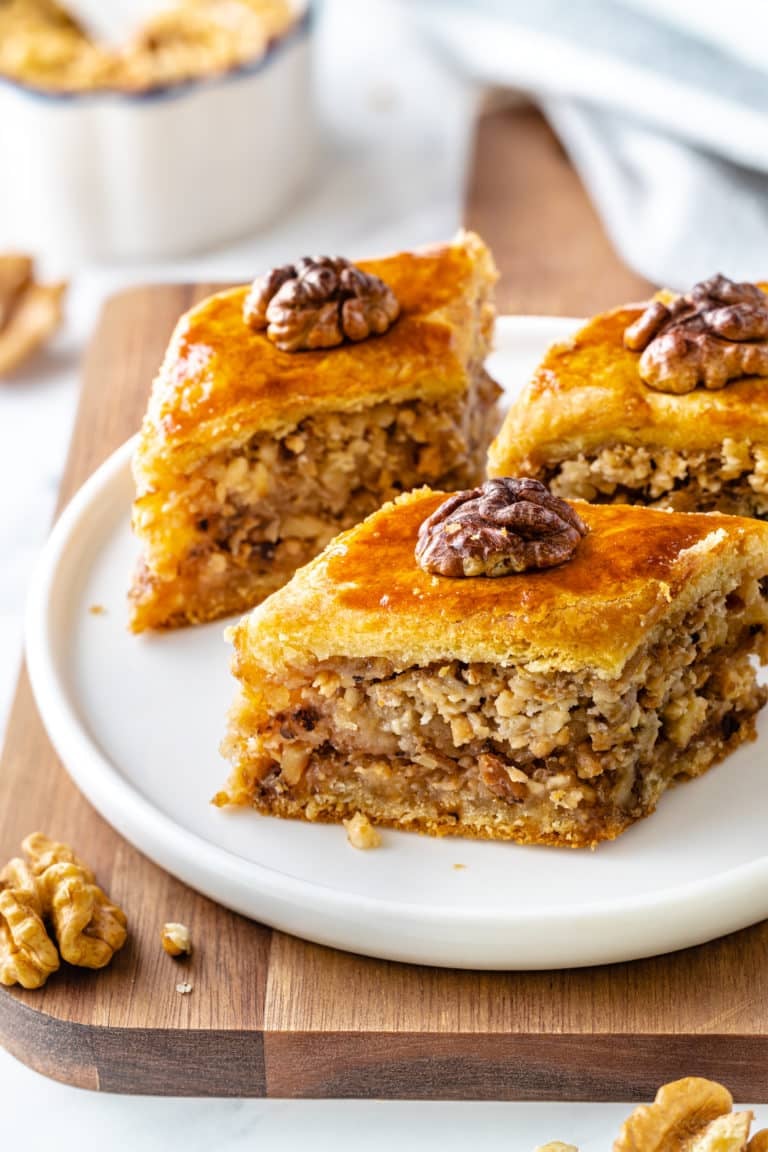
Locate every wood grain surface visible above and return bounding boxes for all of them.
[2,104,767,1100]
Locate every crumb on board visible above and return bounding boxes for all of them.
[161,922,192,957]
[453,863,466,871]
[343,812,382,850]
[176,981,193,995]
[89,604,107,616]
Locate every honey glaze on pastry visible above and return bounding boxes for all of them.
[129,231,500,630]
[488,276,768,517]
[218,487,768,848]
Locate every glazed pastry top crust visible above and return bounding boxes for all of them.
[231,488,768,678]
[488,285,768,476]
[136,231,496,477]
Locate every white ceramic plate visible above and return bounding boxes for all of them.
[26,316,768,970]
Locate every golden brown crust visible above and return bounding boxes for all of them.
[488,284,768,478]
[135,230,497,482]
[232,489,768,678]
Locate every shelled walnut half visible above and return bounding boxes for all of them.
[613,1078,763,1152]
[0,857,59,989]
[535,1077,768,1152]
[0,254,66,379]
[244,256,400,352]
[23,833,127,968]
[624,274,768,393]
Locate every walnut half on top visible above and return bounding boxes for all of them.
[624,274,768,393]
[244,256,400,352]
[415,477,588,578]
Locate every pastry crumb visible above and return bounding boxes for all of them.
[343,812,381,850]
[161,922,192,957]
[453,863,466,871]
[176,981,193,995]
[89,603,107,616]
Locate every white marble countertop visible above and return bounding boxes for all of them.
[0,1,761,1144]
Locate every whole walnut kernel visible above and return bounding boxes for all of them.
[415,478,588,578]
[243,256,400,352]
[624,274,768,393]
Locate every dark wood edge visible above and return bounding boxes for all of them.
[0,990,265,1094]
[263,1033,768,1101]
[4,1000,768,1099]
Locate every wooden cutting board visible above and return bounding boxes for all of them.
[3,103,768,1100]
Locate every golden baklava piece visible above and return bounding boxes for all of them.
[489,275,768,517]
[130,232,499,630]
[219,478,768,848]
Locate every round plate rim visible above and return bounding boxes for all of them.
[24,314,768,966]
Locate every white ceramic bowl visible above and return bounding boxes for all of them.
[0,3,314,264]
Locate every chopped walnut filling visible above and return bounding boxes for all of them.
[224,576,768,845]
[545,440,768,517]
[415,477,587,577]
[624,275,768,393]
[244,257,400,352]
[131,366,500,628]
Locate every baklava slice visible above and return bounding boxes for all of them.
[489,275,768,517]
[219,479,768,848]
[130,231,499,630]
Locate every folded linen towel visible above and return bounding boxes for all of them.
[413,0,768,288]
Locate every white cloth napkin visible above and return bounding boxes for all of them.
[412,0,768,289]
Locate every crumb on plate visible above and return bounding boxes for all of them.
[343,812,381,850]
